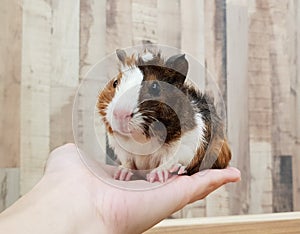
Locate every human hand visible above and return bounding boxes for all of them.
[0,143,240,234]
[45,144,241,234]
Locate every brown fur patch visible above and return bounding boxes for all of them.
[147,74,157,81]
[97,72,122,134]
[183,89,232,175]
[213,139,231,168]
[185,120,232,175]
[137,65,196,144]
[125,54,137,67]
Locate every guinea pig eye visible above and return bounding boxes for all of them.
[113,79,118,88]
[149,81,160,96]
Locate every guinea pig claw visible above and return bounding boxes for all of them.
[147,174,155,183]
[114,167,133,181]
[164,169,170,181]
[169,163,181,173]
[169,163,187,175]
[178,166,187,175]
[147,168,170,183]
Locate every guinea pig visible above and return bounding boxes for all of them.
[97,49,231,183]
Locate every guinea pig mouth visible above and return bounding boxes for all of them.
[115,129,131,136]
[113,123,132,136]
[112,119,143,137]
[114,123,150,144]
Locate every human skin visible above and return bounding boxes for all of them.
[0,143,241,234]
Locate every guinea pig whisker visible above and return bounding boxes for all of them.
[140,110,156,115]
[132,115,144,126]
[129,122,144,134]
[133,112,143,119]
[129,117,143,128]
[148,125,156,136]
[145,115,159,123]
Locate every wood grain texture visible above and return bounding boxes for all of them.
[49,0,80,150]
[144,212,300,234]
[0,168,20,212]
[20,0,52,195]
[106,0,133,53]
[180,0,204,61]
[268,0,295,213]
[204,0,230,217]
[226,0,250,215]
[294,0,300,211]
[0,0,22,167]
[286,0,299,212]
[78,0,107,161]
[80,0,106,78]
[247,0,273,214]
[180,0,205,89]
[157,0,181,48]
[204,0,227,107]
[132,0,157,44]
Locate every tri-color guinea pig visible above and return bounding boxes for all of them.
[97,49,231,183]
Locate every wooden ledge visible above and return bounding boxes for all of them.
[144,212,300,234]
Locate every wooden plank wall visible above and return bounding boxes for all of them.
[270,0,294,213]
[226,0,250,215]
[20,0,80,195]
[294,0,300,211]
[0,0,22,209]
[0,0,21,168]
[79,0,106,79]
[0,0,300,219]
[247,0,273,214]
[145,212,300,234]
[49,0,80,151]
[20,0,52,195]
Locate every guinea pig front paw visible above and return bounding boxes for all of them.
[169,163,187,175]
[146,167,171,183]
[114,167,133,181]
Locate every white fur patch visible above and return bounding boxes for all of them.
[129,112,205,169]
[173,113,206,165]
[141,52,154,62]
[108,107,206,169]
[106,66,143,130]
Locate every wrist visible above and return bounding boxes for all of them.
[0,173,106,234]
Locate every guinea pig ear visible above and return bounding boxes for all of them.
[116,49,127,64]
[166,54,189,76]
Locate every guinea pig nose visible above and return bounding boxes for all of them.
[113,109,132,119]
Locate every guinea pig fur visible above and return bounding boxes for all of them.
[97,49,231,182]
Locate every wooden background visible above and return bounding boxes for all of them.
[0,0,300,219]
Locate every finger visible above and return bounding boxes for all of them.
[132,167,240,233]
[157,167,241,207]
[195,167,241,181]
[187,167,241,203]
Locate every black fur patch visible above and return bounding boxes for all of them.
[137,65,196,144]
